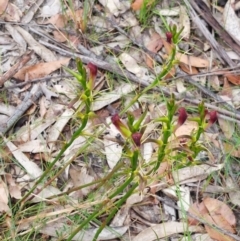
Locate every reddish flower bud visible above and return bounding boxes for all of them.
[87,62,97,89]
[178,107,188,126]
[166,32,173,44]
[111,114,131,138]
[131,132,142,147]
[87,62,97,77]
[174,107,188,133]
[209,111,218,125]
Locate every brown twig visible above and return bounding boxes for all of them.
[0,74,71,91]
[0,51,33,86]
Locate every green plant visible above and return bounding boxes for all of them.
[138,0,158,26]
[13,56,217,241]
[18,59,97,208]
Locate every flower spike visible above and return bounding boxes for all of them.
[87,62,97,90]
[111,114,131,138]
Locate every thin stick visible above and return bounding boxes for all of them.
[0,74,72,91]
[0,51,33,86]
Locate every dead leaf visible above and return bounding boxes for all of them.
[132,221,203,241]
[40,83,58,101]
[14,58,70,81]
[99,0,130,17]
[172,164,224,184]
[92,83,137,111]
[218,118,234,139]
[188,201,208,225]
[223,0,240,44]
[174,120,198,137]
[203,197,236,230]
[69,167,94,196]
[5,174,21,199]
[179,63,198,74]
[0,177,11,215]
[5,139,43,179]
[203,212,235,241]
[225,73,240,85]
[53,30,68,43]
[176,53,209,68]
[45,13,67,28]
[226,177,240,207]
[145,32,163,68]
[188,198,236,241]
[40,0,61,18]
[0,0,8,15]
[15,26,57,62]
[4,3,22,22]
[179,5,190,39]
[163,40,210,67]
[119,52,154,82]
[223,143,240,157]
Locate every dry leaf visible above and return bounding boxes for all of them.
[223,143,240,157]
[226,177,240,207]
[188,201,208,225]
[203,212,234,241]
[52,30,67,42]
[163,40,209,68]
[188,198,236,241]
[203,197,236,230]
[4,3,22,22]
[225,73,240,85]
[0,177,11,215]
[45,13,67,28]
[5,139,43,179]
[119,52,154,82]
[69,167,94,196]
[132,221,203,241]
[174,120,198,137]
[0,0,8,15]
[99,0,130,17]
[218,118,234,139]
[179,5,190,39]
[40,0,61,18]
[223,0,240,44]
[172,164,224,184]
[104,116,123,169]
[14,58,70,81]
[5,174,21,199]
[176,53,209,68]
[179,63,198,74]
[16,26,57,62]
[145,32,163,68]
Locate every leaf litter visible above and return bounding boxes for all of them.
[0,0,240,240]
